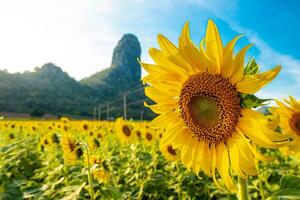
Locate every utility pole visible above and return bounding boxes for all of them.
[93,107,96,120]
[106,104,110,120]
[98,105,101,120]
[123,94,127,120]
[140,108,144,121]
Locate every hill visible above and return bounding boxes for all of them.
[0,34,155,119]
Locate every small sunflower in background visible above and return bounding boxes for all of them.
[143,129,158,145]
[93,169,110,184]
[87,137,101,151]
[273,97,300,157]
[40,133,53,150]
[160,143,180,161]
[61,133,83,165]
[81,121,90,132]
[141,19,290,191]
[115,118,135,144]
[60,117,70,123]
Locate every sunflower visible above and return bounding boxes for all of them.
[61,133,82,165]
[81,121,90,132]
[115,118,136,144]
[273,97,300,157]
[160,143,180,161]
[93,169,110,184]
[141,19,289,191]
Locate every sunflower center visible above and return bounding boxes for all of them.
[290,112,300,136]
[122,125,131,137]
[146,133,153,141]
[179,72,241,144]
[189,96,219,128]
[167,145,176,156]
[136,131,141,138]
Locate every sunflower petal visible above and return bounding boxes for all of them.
[178,21,206,73]
[217,143,236,192]
[205,19,223,72]
[144,87,178,104]
[149,48,188,78]
[230,44,253,84]
[236,65,281,94]
[160,121,186,146]
[150,111,178,128]
[222,35,243,78]
[144,102,176,114]
[228,137,247,178]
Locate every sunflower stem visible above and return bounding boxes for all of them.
[83,143,95,200]
[238,177,249,200]
[175,161,181,200]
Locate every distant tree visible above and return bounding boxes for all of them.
[30,109,45,117]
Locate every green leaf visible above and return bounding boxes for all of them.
[244,57,260,75]
[268,176,300,200]
[241,94,272,109]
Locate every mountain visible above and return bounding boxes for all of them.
[0,63,97,116]
[0,34,155,119]
[81,34,142,94]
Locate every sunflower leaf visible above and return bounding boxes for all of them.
[244,57,260,75]
[267,176,300,200]
[241,94,272,109]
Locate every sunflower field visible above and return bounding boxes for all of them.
[0,117,300,200]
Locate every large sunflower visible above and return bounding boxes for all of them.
[273,97,300,157]
[141,19,289,191]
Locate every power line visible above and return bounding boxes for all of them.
[92,83,148,120]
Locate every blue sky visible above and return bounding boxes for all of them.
[0,0,299,100]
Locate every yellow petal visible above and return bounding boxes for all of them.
[240,134,275,161]
[236,65,281,94]
[157,34,178,56]
[228,137,247,178]
[287,96,300,111]
[221,35,243,78]
[144,102,177,114]
[149,48,188,78]
[169,126,194,148]
[192,141,203,174]
[160,120,186,146]
[242,109,291,141]
[235,132,257,176]
[216,143,236,192]
[230,44,253,84]
[150,111,178,128]
[178,21,206,73]
[144,87,178,104]
[238,110,289,148]
[211,144,224,190]
[181,137,197,169]
[200,143,212,176]
[157,34,194,73]
[205,19,223,72]
[199,38,215,73]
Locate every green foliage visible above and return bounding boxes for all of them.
[241,94,272,109]
[268,176,300,200]
[1,121,300,199]
[244,57,260,75]
[30,108,45,117]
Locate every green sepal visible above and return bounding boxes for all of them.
[244,57,260,75]
[240,94,272,109]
